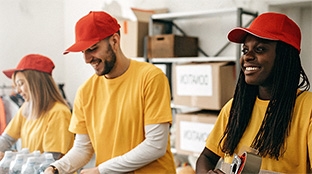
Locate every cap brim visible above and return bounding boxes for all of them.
[228,28,249,43]
[3,69,17,79]
[63,40,99,55]
[228,27,279,43]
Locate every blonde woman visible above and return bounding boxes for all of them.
[0,54,74,160]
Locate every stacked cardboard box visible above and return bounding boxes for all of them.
[172,61,236,155]
[118,8,168,58]
[147,34,198,58]
[172,61,236,110]
[175,110,219,156]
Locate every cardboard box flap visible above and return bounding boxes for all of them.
[131,7,168,22]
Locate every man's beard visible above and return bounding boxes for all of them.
[100,44,116,76]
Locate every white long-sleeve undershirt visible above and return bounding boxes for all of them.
[0,133,17,152]
[51,123,170,174]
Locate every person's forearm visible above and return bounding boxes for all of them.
[196,147,220,174]
[0,133,16,152]
[196,155,216,173]
[50,134,94,174]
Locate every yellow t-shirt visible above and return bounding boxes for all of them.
[5,102,74,154]
[206,91,312,173]
[69,60,176,173]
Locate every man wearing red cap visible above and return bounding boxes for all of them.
[196,12,312,173]
[45,11,176,174]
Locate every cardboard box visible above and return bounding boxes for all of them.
[147,34,198,58]
[172,62,236,110]
[118,8,168,58]
[175,110,219,156]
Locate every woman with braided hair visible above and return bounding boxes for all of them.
[196,12,312,173]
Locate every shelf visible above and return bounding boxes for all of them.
[151,8,238,21]
[149,8,258,36]
[147,8,258,79]
[149,56,236,64]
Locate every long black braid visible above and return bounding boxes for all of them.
[219,41,310,160]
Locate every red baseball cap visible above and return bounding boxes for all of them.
[228,12,301,52]
[2,54,55,79]
[63,11,120,54]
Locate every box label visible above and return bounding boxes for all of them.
[176,65,212,96]
[179,121,214,153]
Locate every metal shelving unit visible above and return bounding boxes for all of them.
[145,8,258,85]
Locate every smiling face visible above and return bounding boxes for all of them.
[240,35,277,87]
[82,37,117,76]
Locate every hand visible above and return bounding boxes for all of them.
[80,167,100,174]
[44,166,55,174]
[0,151,4,160]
